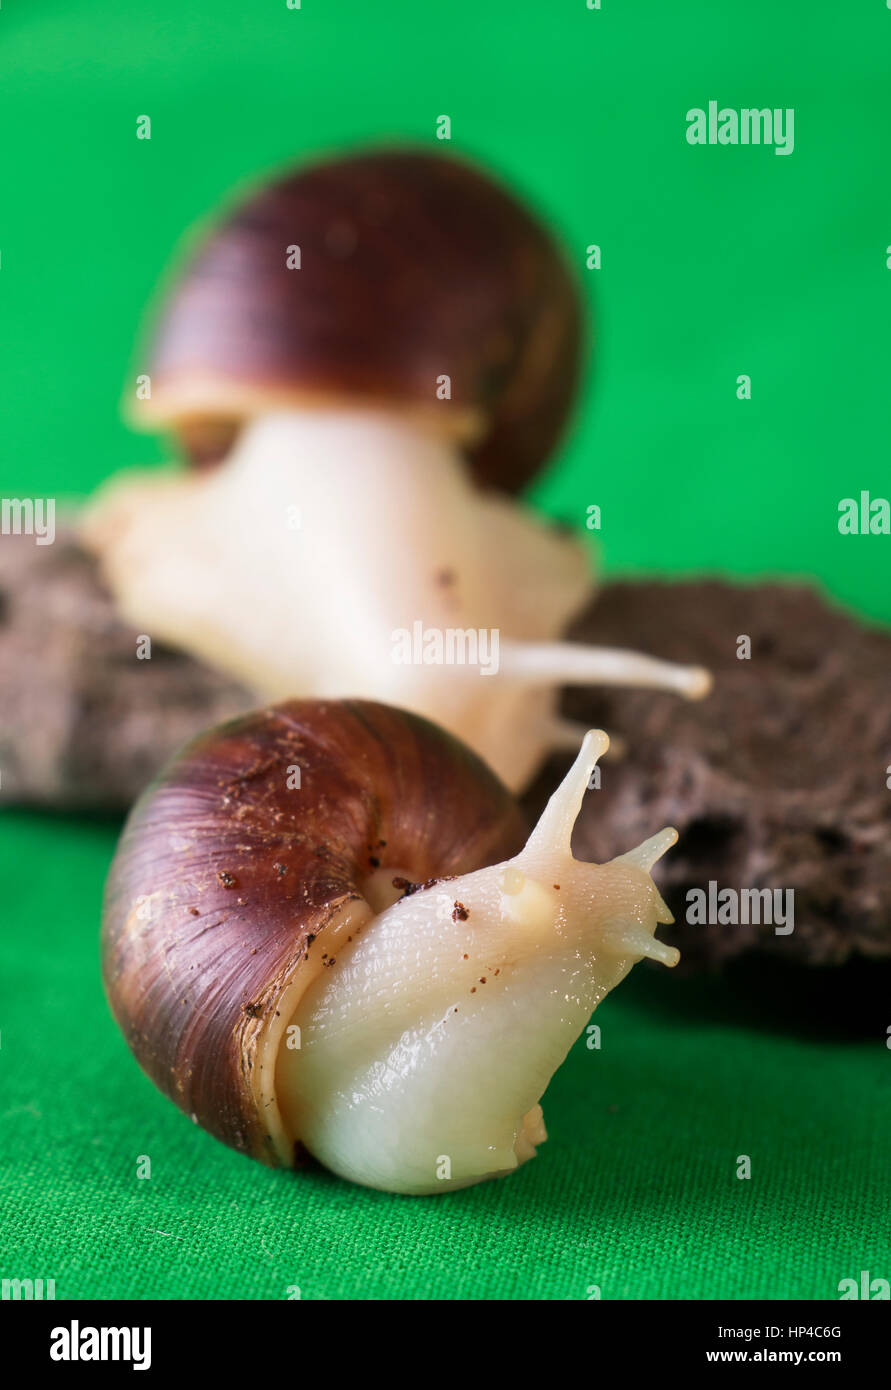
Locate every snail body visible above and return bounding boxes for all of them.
[102,699,679,1194]
[84,406,710,790]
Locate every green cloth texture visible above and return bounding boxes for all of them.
[2,815,888,1300]
[1,0,890,1299]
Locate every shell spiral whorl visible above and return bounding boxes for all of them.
[101,699,527,1168]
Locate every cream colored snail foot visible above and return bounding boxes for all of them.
[102,699,680,1196]
[82,408,711,791]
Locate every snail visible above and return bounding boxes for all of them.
[82,148,711,791]
[102,699,681,1195]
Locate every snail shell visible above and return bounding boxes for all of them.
[102,699,680,1194]
[133,147,582,495]
[102,700,526,1168]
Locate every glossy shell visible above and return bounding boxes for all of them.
[136,148,583,493]
[101,699,528,1166]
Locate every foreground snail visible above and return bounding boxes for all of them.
[102,699,680,1195]
[83,148,710,790]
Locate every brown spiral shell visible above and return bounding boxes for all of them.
[134,148,583,493]
[101,699,528,1168]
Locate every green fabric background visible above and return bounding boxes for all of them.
[1,1,889,1300]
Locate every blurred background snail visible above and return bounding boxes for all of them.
[102,699,680,1194]
[81,147,710,791]
[4,144,885,995]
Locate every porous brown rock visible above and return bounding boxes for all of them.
[522,579,891,968]
[0,526,253,809]
[4,536,889,974]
